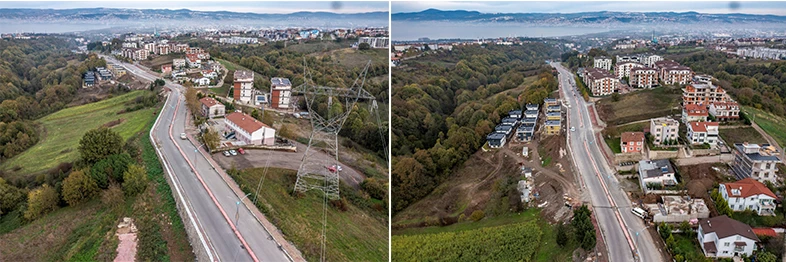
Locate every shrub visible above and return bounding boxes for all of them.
[91,153,133,189]
[470,210,485,221]
[122,164,148,196]
[361,178,386,200]
[78,127,124,164]
[23,184,59,220]
[0,178,25,215]
[62,170,99,206]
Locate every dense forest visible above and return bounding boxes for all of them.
[391,44,561,214]
[209,43,389,158]
[678,51,786,116]
[0,38,105,160]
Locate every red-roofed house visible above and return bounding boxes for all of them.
[719,178,777,216]
[199,97,225,118]
[620,132,645,153]
[224,112,276,145]
[186,53,201,68]
[682,104,708,123]
[687,121,719,146]
[161,64,172,74]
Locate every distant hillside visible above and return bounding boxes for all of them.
[393,9,786,25]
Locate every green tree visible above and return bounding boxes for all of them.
[78,127,124,164]
[23,184,59,220]
[611,92,621,102]
[91,153,133,189]
[0,178,25,215]
[62,169,99,206]
[202,128,221,151]
[358,42,371,50]
[122,164,148,196]
[361,178,387,200]
[581,229,596,250]
[758,251,777,262]
[659,222,673,240]
[556,222,569,247]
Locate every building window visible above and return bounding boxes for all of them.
[724,242,730,247]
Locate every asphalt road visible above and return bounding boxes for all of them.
[104,56,290,262]
[551,62,664,262]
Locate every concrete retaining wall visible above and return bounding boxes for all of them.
[687,147,720,157]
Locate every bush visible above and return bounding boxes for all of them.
[0,178,25,215]
[122,164,149,196]
[101,183,125,207]
[91,153,133,189]
[556,222,569,247]
[23,184,59,220]
[470,210,485,221]
[358,42,370,50]
[361,178,386,200]
[78,127,124,164]
[62,170,99,206]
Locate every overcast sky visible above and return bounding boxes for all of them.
[393,1,786,16]
[0,1,389,14]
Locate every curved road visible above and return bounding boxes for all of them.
[552,62,664,262]
[104,55,291,262]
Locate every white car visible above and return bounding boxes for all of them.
[180,133,187,139]
[570,127,576,132]
[332,165,343,172]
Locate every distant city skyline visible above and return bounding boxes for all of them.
[0,1,389,14]
[393,1,786,16]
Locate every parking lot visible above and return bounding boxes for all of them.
[211,141,366,188]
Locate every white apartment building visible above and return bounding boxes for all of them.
[358,37,390,49]
[650,117,680,145]
[593,56,612,71]
[615,62,644,79]
[630,67,658,88]
[270,77,292,109]
[709,102,741,121]
[732,143,782,184]
[224,112,276,146]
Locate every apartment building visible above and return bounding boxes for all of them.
[641,54,664,67]
[709,102,741,121]
[682,83,729,106]
[687,121,719,146]
[544,120,561,135]
[358,37,390,49]
[122,48,149,61]
[650,117,680,146]
[584,67,619,96]
[732,143,782,184]
[199,97,225,118]
[172,58,186,69]
[270,77,292,109]
[593,56,612,71]
[630,67,659,88]
[615,61,644,78]
[233,70,255,104]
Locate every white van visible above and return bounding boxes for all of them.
[631,207,647,219]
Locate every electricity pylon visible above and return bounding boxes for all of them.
[293,59,374,200]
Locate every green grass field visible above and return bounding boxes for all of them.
[743,106,786,147]
[597,87,681,125]
[1,91,157,175]
[719,127,767,145]
[606,137,622,153]
[393,209,577,262]
[231,167,387,262]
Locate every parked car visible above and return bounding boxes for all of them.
[237,148,245,155]
[570,126,576,132]
[180,133,187,139]
[222,151,231,157]
[229,149,238,156]
[332,165,343,172]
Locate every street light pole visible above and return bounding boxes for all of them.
[232,192,253,261]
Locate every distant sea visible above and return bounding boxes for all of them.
[0,21,116,34]
[392,21,617,41]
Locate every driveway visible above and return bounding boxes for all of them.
[212,142,366,188]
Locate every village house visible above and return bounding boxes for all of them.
[697,215,759,258]
[719,178,777,216]
[682,104,709,123]
[620,132,645,153]
[709,102,741,121]
[687,121,720,146]
[638,159,677,190]
[199,97,225,118]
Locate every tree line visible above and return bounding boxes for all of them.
[391,44,561,214]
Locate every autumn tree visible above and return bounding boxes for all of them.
[78,127,123,164]
[122,164,148,196]
[202,128,221,151]
[23,184,59,220]
[185,86,200,117]
[62,169,99,206]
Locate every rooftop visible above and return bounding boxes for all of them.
[689,122,718,133]
[545,120,561,126]
[699,215,759,242]
[487,132,506,140]
[234,70,254,81]
[621,132,645,143]
[638,159,674,178]
[199,97,221,108]
[734,143,780,162]
[723,178,777,199]
[225,112,269,134]
[271,77,291,87]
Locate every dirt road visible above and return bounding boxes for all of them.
[212,142,366,188]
